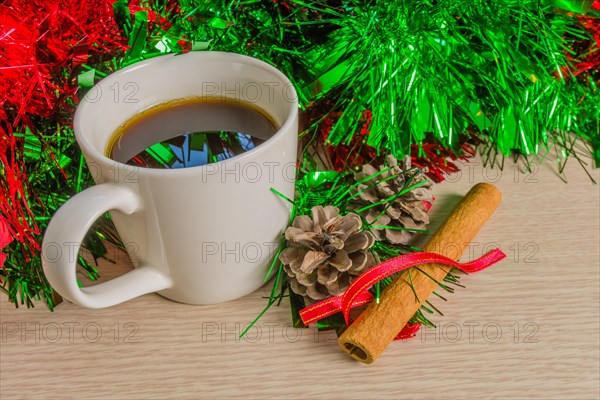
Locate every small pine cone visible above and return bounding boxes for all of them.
[352,155,433,245]
[279,205,375,301]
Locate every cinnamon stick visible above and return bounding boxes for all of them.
[338,182,502,364]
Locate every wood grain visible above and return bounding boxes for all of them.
[1,155,599,400]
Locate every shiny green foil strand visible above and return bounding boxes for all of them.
[546,0,596,14]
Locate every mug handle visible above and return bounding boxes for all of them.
[42,183,172,308]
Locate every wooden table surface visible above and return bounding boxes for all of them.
[1,154,599,400]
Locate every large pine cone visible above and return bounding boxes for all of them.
[353,155,432,244]
[279,205,375,301]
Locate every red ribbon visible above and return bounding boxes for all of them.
[300,249,506,338]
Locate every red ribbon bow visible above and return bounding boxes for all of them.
[299,249,506,339]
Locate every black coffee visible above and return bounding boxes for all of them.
[107,98,277,168]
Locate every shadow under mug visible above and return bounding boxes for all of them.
[42,52,298,308]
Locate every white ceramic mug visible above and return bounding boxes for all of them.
[42,52,298,308]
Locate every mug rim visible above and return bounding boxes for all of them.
[73,51,298,176]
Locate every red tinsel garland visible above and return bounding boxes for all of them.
[1,0,127,124]
[0,0,128,256]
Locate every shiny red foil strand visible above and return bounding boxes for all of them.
[320,110,380,172]
[0,0,128,250]
[411,141,476,183]
[562,0,600,78]
[574,2,600,77]
[129,3,174,31]
[128,0,182,34]
[1,0,128,124]
[0,208,15,269]
[0,122,40,257]
[319,110,475,182]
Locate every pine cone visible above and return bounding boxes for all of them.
[279,205,375,301]
[352,155,432,245]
